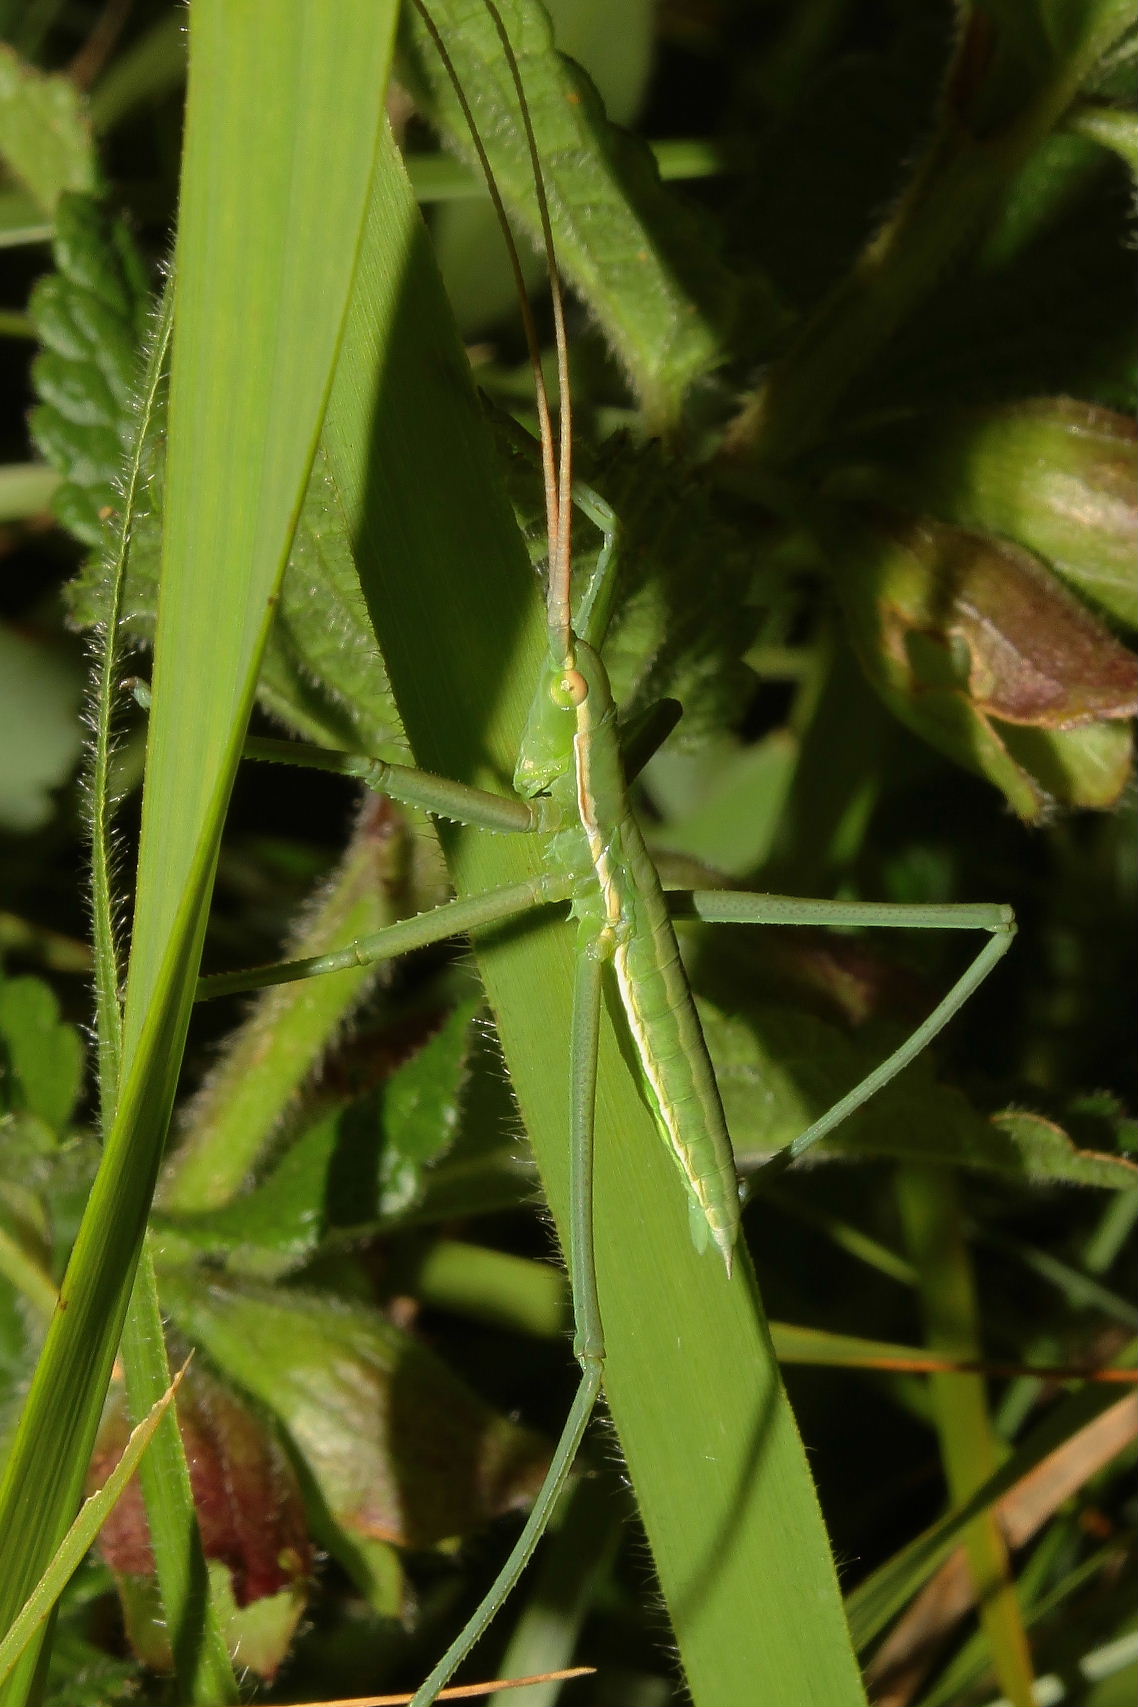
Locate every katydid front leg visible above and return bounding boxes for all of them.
[243,734,557,834]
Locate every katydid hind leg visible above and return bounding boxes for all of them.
[670,887,1015,1165]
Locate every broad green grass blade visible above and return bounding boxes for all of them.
[0,6,395,1699]
[318,122,867,1706]
[412,1243,1133,1384]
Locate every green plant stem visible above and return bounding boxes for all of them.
[896,1163,1035,1706]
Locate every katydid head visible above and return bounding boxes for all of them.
[513,641,613,799]
[513,650,581,799]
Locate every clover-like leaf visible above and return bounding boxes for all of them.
[161,1274,550,1557]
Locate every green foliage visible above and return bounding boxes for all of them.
[696,982,1136,1189]
[399,0,768,426]
[829,398,1138,628]
[0,1,1135,1705]
[27,195,150,546]
[89,1362,311,1679]
[0,45,96,214]
[34,203,404,759]
[160,1272,551,1555]
[160,994,481,1272]
[0,975,82,1136]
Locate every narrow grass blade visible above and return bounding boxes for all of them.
[121,1246,235,1700]
[0,1365,184,1688]
[896,1164,1035,1705]
[847,1382,1129,1650]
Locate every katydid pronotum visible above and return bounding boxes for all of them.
[194,6,1017,1702]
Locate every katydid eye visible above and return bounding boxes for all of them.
[553,669,588,708]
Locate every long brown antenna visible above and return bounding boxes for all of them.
[411,0,574,666]
[482,1,574,666]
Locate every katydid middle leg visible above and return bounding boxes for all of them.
[196,871,571,1001]
[668,890,1016,1163]
[194,733,572,1001]
[409,929,609,1707]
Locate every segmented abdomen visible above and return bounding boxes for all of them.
[612,813,739,1268]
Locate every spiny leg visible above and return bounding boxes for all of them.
[196,872,571,1001]
[410,930,608,1707]
[669,890,1016,1162]
[121,678,550,833]
[242,735,551,834]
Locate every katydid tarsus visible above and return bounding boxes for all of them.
[196,4,1016,1700]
